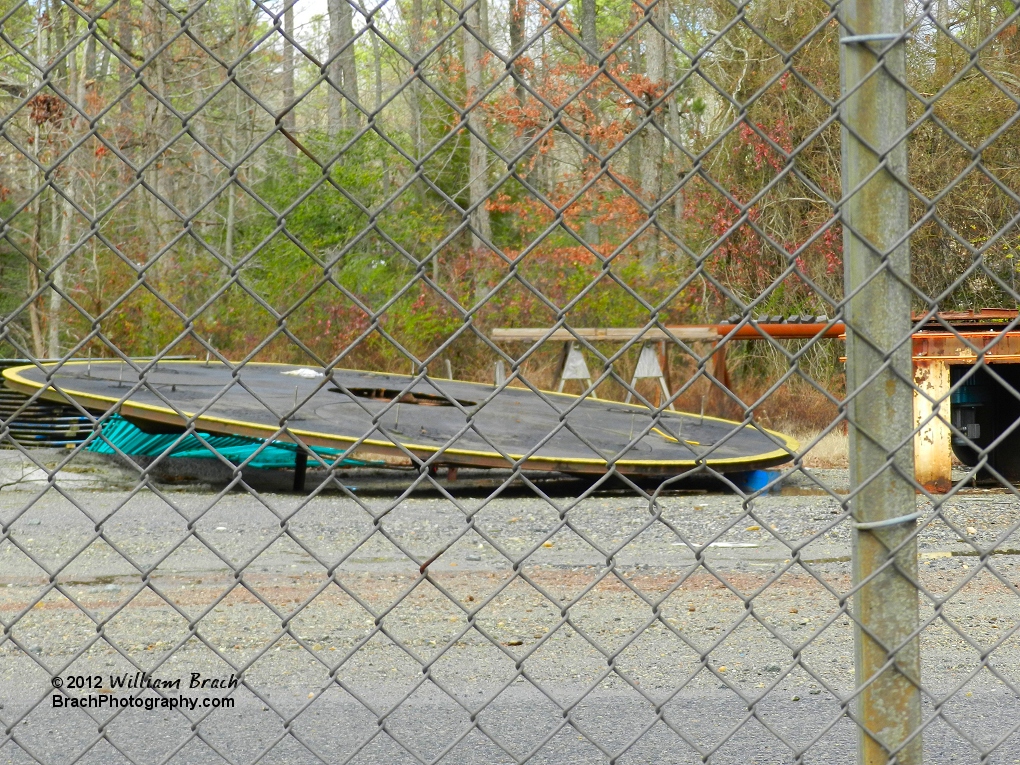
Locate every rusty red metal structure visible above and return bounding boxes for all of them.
[495,309,1020,491]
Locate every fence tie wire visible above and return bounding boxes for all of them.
[854,512,923,531]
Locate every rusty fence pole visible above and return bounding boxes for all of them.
[840,1,922,764]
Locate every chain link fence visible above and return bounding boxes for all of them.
[2,0,1020,761]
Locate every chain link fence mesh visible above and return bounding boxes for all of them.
[2,0,1020,761]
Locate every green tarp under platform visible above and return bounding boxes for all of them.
[86,414,354,469]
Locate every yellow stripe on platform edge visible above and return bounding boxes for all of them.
[2,362,799,472]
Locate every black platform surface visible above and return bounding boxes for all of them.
[3,361,796,475]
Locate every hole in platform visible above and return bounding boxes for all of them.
[330,387,476,407]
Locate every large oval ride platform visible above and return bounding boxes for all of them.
[3,361,796,476]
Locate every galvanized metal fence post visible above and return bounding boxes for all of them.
[841,2,922,764]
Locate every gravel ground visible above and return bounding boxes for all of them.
[2,449,1020,764]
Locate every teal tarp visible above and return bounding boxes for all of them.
[87,414,354,469]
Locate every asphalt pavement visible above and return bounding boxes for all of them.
[2,450,1019,763]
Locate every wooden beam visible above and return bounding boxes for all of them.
[491,327,721,342]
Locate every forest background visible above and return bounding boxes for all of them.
[1,0,1018,432]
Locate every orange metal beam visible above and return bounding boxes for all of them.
[709,323,846,340]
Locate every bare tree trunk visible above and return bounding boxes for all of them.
[433,0,445,38]
[225,178,235,262]
[49,16,84,358]
[50,0,66,82]
[28,221,45,357]
[364,4,387,188]
[399,0,429,274]
[28,14,48,358]
[118,0,133,119]
[934,0,952,82]
[225,79,239,263]
[666,41,684,235]
[192,113,215,244]
[579,0,599,247]
[142,0,173,247]
[580,0,597,64]
[85,17,97,80]
[463,0,490,253]
[327,0,360,132]
[47,225,68,357]
[97,36,111,80]
[339,1,360,128]
[508,0,525,106]
[366,11,382,113]
[282,0,296,168]
[28,134,46,359]
[628,39,641,187]
[640,0,666,267]
[409,0,424,159]
[326,0,343,135]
